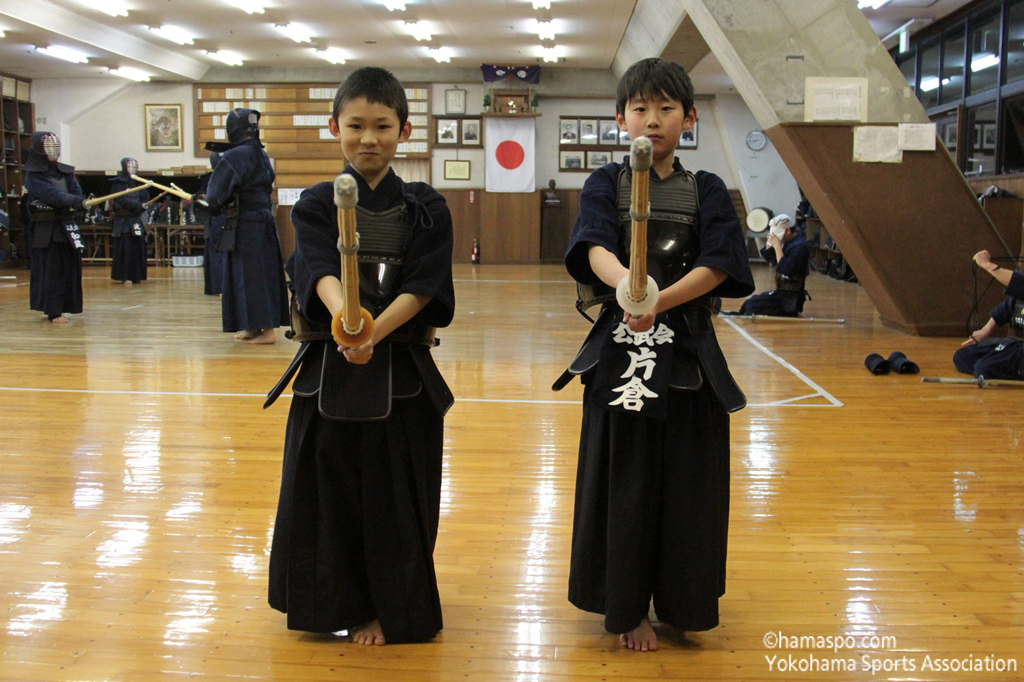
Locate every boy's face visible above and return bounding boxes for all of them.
[616,93,696,170]
[328,96,412,188]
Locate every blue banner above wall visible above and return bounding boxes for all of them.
[481,65,540,84]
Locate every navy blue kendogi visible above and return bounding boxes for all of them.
[110,157,149,284]
[202,108,288,334]
[954,269,1024,380]
[23,131,86,321]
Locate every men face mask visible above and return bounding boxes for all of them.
[123,159,138,176]
[42,134,61,162]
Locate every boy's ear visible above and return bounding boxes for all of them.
[399,120,412,143]
[615,112,626,130]
[328,118,340,138]
[684,105,698,129]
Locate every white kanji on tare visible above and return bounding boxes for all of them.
[608,322,675,411]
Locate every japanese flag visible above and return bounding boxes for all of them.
[485,117,535,193]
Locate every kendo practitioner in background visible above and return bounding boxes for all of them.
[954,249,1024,380]
[264,67,455,646]
[553,58,754,652]
[199,152,227,296]
[109,157,149,286]
[737,213,809,316]
[198,108,287,344]
[23,131,87,325]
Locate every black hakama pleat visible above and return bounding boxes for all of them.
[568,380,730,634]
[29,241,83,318]
[268,390,444,643]
[110,234,148,283]
[220,212,288,332]
[953,338,1024,379]
[203,217,226,296]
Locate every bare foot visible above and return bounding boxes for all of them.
[123,281,133,287]
[244,328,276,345]
[619,617,658,652]
[50,316,69,325]
[350,619,385,646]
[234,330,256,340]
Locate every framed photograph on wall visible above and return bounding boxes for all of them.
[444,159,471,180]
[586,151,610,169]
[598,119,619,144]
[560,119,579,144]
[436,118,459,144]
[579,118,598,143]
[461,118,481,145]
[678,120,698,149]
[942,124,957,149]
[619,128,630,145]
[145,103,183,152]
[982,123,997,150]
[559,150,584,170]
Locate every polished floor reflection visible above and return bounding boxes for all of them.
[0,264,1021,680]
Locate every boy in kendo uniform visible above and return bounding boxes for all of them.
[738,213,810,316]
[264,67,455,646]
[955,249,1024,380]
[199,152,227,296]
[199,108,288,344]
[23,131,87,324]
[109,157,149,286]
[553,58,754,652]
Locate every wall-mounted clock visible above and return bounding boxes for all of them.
[745,130,768,151]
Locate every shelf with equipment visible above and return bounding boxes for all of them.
[0,72,32,268]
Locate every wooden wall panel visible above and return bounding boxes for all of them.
[768,123,1011,336]
[438,189,482,264]
[479,192,541,263]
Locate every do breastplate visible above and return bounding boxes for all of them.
[616,164,700,289]
[1012,299,1024,336]
[776,272,806,292]
[355,203,411,314]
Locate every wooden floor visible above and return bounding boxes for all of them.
[0,262,1022,681]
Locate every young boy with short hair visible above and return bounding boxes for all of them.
[266,67,455,645]
[556,57,755,651]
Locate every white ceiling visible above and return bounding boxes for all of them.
[0,0,977,87]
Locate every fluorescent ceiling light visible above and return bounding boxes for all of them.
[405,21,431,41]
[36,45,89,63]
[149,25,195,45]
[428,46,451,63]
[536,18,555,41]
[857,0,890,9]
[316,47,346,64]
[379,0,406,10]
[227,0,266,12]
[94,0,130,17]
[208,50,244,65]
[971,53,1000,72]
[541,46,559,63]
[532,0,550,9]
[0,30,5,38]
[109,66,150,81]
[919,76,949,92]
[275,23,312,43]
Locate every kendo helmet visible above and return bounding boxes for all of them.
[32,132,61,162]
[226,108,260,145]
[120,157,138,177]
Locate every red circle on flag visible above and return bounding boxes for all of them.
[495,141,525,170]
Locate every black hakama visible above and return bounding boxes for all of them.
[203,215,227,296]
[110,233,147,283]
[109,177,149,284]
[267,168,455,643]
[29,238,83,318]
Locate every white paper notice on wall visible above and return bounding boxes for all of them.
[277,188,303,206]
[897,123,937,151]
[805,77,869,122]
[853,126,903,163]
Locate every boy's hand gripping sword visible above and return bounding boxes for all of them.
[616,136,659,316]
[331,173,375,348]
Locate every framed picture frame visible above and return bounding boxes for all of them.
[436,118,459,145]
[145,104,183,152]
[598,119,619,144]
[973,123,983,149]
[982,123,997,150]
[559,150,584,170]
[586,150,610,169]
[444,159,471,180]
[619,128,631,145]
[461,118,481,146]
[942,124,958,149]
[560,119,579,144]
[445,88,467,115]
[678,120,698,149]
[579,118,598,143]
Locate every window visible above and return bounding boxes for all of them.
[940,28,966,103]
[919,41,941,109]
[1001,94,1024,172]
[969,11,1002,95]
[1007,0,1024,84]
[966,103,997,174]
[898,52,916,91]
